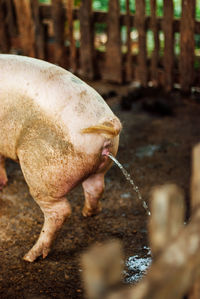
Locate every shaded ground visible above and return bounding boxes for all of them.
[0,82,200,298]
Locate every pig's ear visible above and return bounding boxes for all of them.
[81,124,119,137]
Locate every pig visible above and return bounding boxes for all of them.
[0,54,121,262]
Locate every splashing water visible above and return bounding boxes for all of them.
[107,153,151,216]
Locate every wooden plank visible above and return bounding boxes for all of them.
[130,209,200,299]
[189,282,200,299]
[82,241,123,299]
[51,0,66,67]
[135,0,148,87]
[13,0,35,56]
[30,0,46,60]
[191,144,200,209]
[66,0,77,72]
[0,0,10,53]
[163,0,174,92]
[125,0,132,82]
[189,144,200,299]
[149,184,185,258]
[79,0,95,79]
[6,0,17,38]
[102,0,122,83]
[39,5,200,35]
[180,0,195,93]
[150,0,160,86]
[13,0,33,55]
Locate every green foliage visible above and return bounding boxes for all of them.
[38,0,200,20]
[74,0,81,6]
[92,0,198,19]
[92,0,108,11]
[196,0,200,20]
[39,0,50,3]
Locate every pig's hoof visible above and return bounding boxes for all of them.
[23,249,41,262]
[23,246,50,262]
[82,204,102,217]
[23,253,36,263]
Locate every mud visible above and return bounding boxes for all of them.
[1,81,200,298]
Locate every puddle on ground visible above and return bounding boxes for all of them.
[135,144,161,158]
[120,192,131,199]
[124,246,152,283]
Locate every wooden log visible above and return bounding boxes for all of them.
[82,240,123,299]
[180,0,195,94]
[150,0,159,87]
[108,209,200,299]
[149,184,185,258]
[191,144,200,210]
[135,0,148,87]
[189,280,200,299]
[163,0,174,92]
[125,0,132,82]
[79,0,95,79]
[13,0,36,56]
[188,143,200,299]
[51,0,66,67]
[102,0,122,83]
[0,0,10,53]
[30,0,46,60]
[66,0,77,72]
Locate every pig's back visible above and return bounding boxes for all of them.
[0,55,116,158]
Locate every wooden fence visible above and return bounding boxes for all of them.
[81,143,200,299]
[0,0,200,93]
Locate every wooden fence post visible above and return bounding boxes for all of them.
[135,0,148,87]
[66,0,77,72]
[163,0,174,92]
[79,0,95,79]
[103,0,122,83]
[189,143,200,299]
[0,0,11,53]
[30,0,46,60]
[82,240,123,299]
[150,0,159,87]
[125,0,132,82]
[51,0,66,67]
[180,0,195,94]
[149,184,185,259]
[13,0,36,56]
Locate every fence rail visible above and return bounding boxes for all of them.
[0,0,200,93]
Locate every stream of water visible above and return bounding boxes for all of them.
[107,153,151,216]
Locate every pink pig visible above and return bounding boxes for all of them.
[0,55,121,262]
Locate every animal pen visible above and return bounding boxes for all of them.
[0,0,200,93]
[1,1,200,299]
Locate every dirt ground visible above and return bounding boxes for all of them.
[0,81,200,299]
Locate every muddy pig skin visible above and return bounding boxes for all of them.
[0,54,121,262]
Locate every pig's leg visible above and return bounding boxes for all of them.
[82,173,105,217]
[0,155,8,190]
[23,193,71,262]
